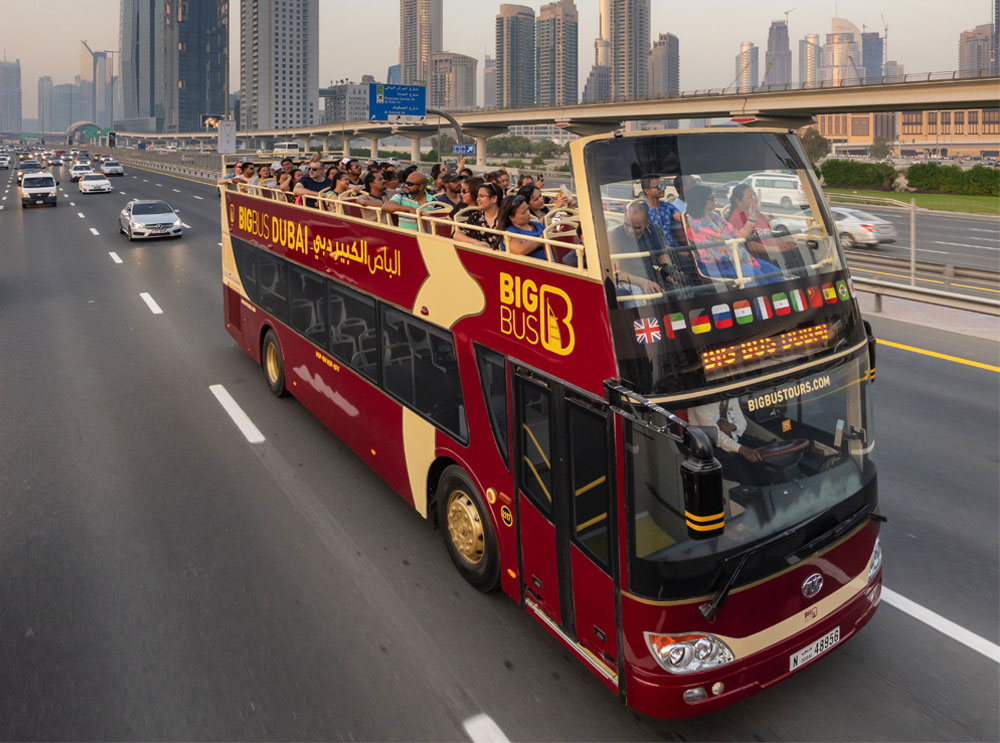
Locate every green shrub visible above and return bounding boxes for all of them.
[506,159,525,168]
[530,155,546,167]
[906,162,999,196]
[820,159,897,188]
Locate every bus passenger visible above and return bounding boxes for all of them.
[608,203,672,296]
[293,162,334,208]
[455,182,503,249]
[383,170,401,198]
[434,173,462,210]
[217,162,249,190]
[361,171,389,204]
[640,176,680,246]
[452,176,483,218]
[383,171,430,230]
[498,193,547,261]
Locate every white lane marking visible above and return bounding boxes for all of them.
[139,292,163,315]
[463,714,511,743]
[0,205,4,210]
[156,183,163,187]
[881,587,1000,663]
[1,196,5,200]
[192,194,203,200]
[70,202,76,206]
[180,222,191,228]
[209,385,266,444]
[109,252,123,264]
[172,188,180,192]
[217,242,223,247]
[119,190,126,195]
[142,179,148,182]
[934,240,999,251]
[89,227,99,236]
[915,248,949,254]
[967,227,999,233]
[77,212,85,218]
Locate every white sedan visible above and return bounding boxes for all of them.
[79,173,113,194]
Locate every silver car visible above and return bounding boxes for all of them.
[119,200,183,241]
[101,160,124,176]
[830,208,897,248]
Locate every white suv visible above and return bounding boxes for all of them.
[70,162,94,182]
[734,172,809,208]
[21,173,59,207]
[0,154,10,169]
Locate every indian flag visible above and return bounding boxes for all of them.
[734,300,753,325]
[772,292,791,316]
[664,312,686,339]
[790,288,806,312]
[689,309,712,334]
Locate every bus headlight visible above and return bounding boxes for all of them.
[867,537,882,582]
[644,631,734,674]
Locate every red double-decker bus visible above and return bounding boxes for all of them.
[219,128,883,718]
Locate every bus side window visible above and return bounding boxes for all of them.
[328,283,377,381]
[288,266,328,349]
[232,237,257,304]
[517,379,553,515]
[568,402,611,571]
[257,252,288,323]
[475,345,509,466]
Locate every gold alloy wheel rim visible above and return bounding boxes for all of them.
[446,490,485,566]
[265,343,279,384]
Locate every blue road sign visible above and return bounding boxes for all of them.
[369,84,426,122]
[453,144,475,155]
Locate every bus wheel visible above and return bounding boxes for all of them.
[437,465,499,592]
[261,329,287,397]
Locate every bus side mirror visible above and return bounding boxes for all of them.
[682,427,725,540]
[863,319,876,382]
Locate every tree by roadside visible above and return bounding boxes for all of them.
[868,136,894,160]
[801,128,831,163]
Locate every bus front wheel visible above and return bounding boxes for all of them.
[261,329,287,397]
[437,465,500,592]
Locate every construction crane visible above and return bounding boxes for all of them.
[784,7,797,25]
[881,14,889,70]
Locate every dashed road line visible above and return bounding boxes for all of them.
[77,212,85,218]
[139,292,163,315]
[192,194,204,200]
[209,385,265,444]
[119,191,126,195]
[70,202,76,206]
[109,252,123,264]
[172,188,180,192]
[89,227,99,236]
[463,715,511,743]
[181,222,191,229]
[881,587,1000,663]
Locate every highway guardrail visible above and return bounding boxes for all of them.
[845,250,1000,286]
[853,278,1000,316]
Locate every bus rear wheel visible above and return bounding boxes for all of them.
[437,465,499,592]
[261,329,287,397]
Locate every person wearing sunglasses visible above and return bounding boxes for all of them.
[383,171,429,231]
[455,182,503,249]
[640,175,681,247]
[497,193,547,261]
[293,162,334,208]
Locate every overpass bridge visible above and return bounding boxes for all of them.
[106,72,1000,165]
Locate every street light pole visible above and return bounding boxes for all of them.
[103,49,121,148]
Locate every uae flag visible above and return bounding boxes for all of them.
[772,292,791,315]
[733,300,753,325]
[823,283,837,303]
[690,309,712,334]
[789,288,807,312]
[807,285,823,308]
[664,312,687,339]
[712,304,733,329]
[753,295,773,321]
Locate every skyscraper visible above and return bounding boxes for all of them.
[387,65,402,85]
[120,0,166,129]
[484,56,497,108]
[38,76,53,132]
[0,59,22,133]
[399,0,443,87]
[162,0,227,132]
[608,0,650,100]
[764,20,791,87]
[79,41,101,123]
[799,34,821,87]
[861,32,884,81]
[884,60,904,82]
[49,83,77,132]
[536,0,578,106]
[959,24,993,77]
[821,18,863,86]
[495,4,535,109]
[735,42,758,92]
[240,0,319,130]
[648,33,679,97]
[429,52,477,109]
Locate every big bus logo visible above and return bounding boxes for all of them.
[499,272,575,357]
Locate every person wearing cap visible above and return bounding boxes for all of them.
[434,173,462,210]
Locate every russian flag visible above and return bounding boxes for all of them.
[712,304,733,329]
[754,295,772,320]
[690,309,712,334]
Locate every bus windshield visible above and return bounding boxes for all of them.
[584,131,865,396]
[625,351,876,600]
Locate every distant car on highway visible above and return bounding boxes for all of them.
[69,162,94,182]
[79,172,113,194]
[17,160,42,184]
[101,160,124,176]
[47,155,63,166]
[20,172,59,208]
[0,154,10,169]
[119,200,183,241]
[830,207,897,248]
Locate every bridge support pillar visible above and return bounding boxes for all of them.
[342,134,352,159]
[369,136,380,161]
[410,135,421,164]
[463,126,508,169]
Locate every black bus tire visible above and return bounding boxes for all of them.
[261,328,287,397]
[437,465,500,592]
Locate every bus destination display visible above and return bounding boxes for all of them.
[701,324,832,379]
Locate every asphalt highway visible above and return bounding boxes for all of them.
[0,163,997,741]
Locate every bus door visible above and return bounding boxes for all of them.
[514,368,619,674]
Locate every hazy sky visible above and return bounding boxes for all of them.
[4,0,993,117]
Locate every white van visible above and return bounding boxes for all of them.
[737,172,808,208]
[21,172,59,208]
[272,141,302,157]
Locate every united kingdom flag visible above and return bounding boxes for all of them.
[634,317,662,344]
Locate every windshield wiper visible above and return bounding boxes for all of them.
[786,506,886,566]
[698,510,829,623]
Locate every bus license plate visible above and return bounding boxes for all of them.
[789,627,840,671]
